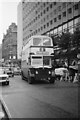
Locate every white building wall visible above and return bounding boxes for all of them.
[17,2,23,59]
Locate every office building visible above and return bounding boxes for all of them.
[2,23,17,64]
[22,1,80,46]
[17,2,23,59]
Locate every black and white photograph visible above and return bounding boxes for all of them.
[0,0,80,119]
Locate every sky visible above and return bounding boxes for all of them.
[0,0,21,44]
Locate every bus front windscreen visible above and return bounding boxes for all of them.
[43,56,51,66]
[31,56,43,66]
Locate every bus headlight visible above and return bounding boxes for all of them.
[49,71,51,74]
[36,71,38,74]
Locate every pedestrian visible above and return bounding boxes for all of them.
[68,67,76,82]
[73,73,78,83]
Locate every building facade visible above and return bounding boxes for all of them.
[2,23,17,65]
[21,1,80,66]
[0,44,2,66]
[17,2,23,60]
[22,1,80,46]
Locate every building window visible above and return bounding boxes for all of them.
[50,12,53,18]
[38,14,40,18]
[58,6,61,11]
[47,32,50,35]
[54,28,57,35]
[50,30,53,35]
[68,20,73,33]
[54,9,57,15]
[68,8,72,14]
[41,12,42,16]
[68,20,73,28]
[69,28,74,33]
[58,26,62,34]
[63,23,67,32]
[46,15,49,19]
[58,15,61,20]
[38,28,40,32]
[36,30,37,33]
[44,10,46,14]
[44,25,46,29]
[38,2,40,5]
[63,11,66,17]
[62,2,66,8]
[34,19,35,22]
[74,17,79,25]
[54,18,57,22]
[47,22,49,27]
[44,18,45,22]
[50,4,53,9]
[35,11,37,14]
[43,2,46,7]
[50,20,53,25]
[47,7,49,11]
[36,17,37,20]
[67,2,72,5]
[54,2,56,5]
[41,26,43,30]
[74,4,78,10]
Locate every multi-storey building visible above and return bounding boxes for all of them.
[17,2,23,60]
[20,1,80,66]
[0,44,2,66]
[2,23,17,65]
[0,44,2,60]
[22,1,80,46]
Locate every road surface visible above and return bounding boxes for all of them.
[0,75,79,118]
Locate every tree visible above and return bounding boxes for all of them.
[59,32,72,50]
[50,35,60,46]
[72,28,80,51]
[58,32,72,67]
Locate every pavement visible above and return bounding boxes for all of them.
[0,80,79,118]
[0,97,11,119]
[55,79,79,88]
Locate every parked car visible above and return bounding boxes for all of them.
[0,68,9,85]
[4,67,14,77]
[13,67,21,75]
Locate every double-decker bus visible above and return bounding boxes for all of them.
[21,35,55,84]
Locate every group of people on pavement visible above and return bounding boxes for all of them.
[52,59,79,83]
